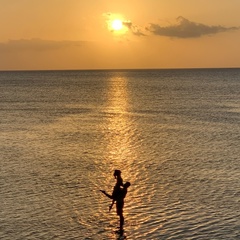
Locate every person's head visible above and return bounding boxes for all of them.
[124,182,131,189]
[114,170,121,178]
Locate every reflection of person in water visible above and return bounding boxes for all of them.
[109,170,123,211]
[101,182,131,232]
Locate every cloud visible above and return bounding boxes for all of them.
[122,21,146,36]
[146,16,239,38]
[0,39,88,52]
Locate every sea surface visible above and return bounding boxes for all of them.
[1,69,240,239]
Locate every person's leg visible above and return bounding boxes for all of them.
[119,214,124,230]
[109,200,114,211]
[117,202,124,231]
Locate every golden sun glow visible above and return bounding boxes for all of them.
[104,13,129,35]
[111,19,123,31]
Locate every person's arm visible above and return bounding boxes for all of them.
[100,190,113,199]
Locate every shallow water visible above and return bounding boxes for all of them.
[1,69,240,239]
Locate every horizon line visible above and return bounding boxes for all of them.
[1,67,240,72]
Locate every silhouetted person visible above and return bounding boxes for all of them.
[109,170,123,211]
[100,182,131,232]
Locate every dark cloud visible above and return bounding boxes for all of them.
[122,21,146,36]
[146,16,239,38]
[0,39,88,52]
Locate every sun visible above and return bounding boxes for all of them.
[104,13,128,35]
[111,19,123,31]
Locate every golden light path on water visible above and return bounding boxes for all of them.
[97,74,158,237]
[104,75,135,166]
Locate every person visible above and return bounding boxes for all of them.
[100,181,131,232]
[109,170,123,211]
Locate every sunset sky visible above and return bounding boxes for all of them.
[1,0,240,70]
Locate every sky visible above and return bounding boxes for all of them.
[0,0,240,70]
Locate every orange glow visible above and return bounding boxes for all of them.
[1,2,240,70]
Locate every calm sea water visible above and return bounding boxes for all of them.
[1,69,240,239]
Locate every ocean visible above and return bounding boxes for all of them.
[1,69,240,239]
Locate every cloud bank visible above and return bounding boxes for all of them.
[0,39,88,52]
[146,16,239,38]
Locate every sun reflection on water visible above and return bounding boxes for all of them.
[99,74,159,236]
[103,75,136,170]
